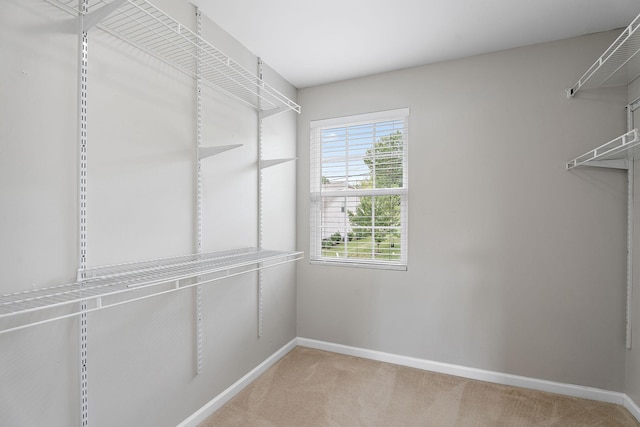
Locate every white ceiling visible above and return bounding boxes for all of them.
[193,0,640,89]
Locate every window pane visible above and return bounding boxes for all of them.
[311,109,408,268]
[320,120,405,192]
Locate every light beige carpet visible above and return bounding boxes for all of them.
[200,347,639,426]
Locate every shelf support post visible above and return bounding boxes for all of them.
[628,158,634,349]
[77,0,90,425]
[627,99,640,350]
[194,7,204,375]
[257,58,265,338]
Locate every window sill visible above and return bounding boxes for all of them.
[309,259,407,271]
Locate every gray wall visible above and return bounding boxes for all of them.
[626,80,640,406]
[296,31,630,392]
[0,0,297,425]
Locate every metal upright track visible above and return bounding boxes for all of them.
[78,1,90,424]
[257,58,264,338]
[255,59,298,337]
[194,7,204,374]
[627,98,640,349]
[628,157,634,350]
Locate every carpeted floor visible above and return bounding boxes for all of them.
[200,347,640,426]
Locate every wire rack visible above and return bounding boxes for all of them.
[0,248,303,334]
[566,129,640,169]
[568,12,640,97]
[46,0,300,113]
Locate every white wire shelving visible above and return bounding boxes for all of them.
[565,11,640,350]
[0,248,303,335]
[567,12,640,97]
[46,0,301,113]
[566,11,640,171]
[566,129,640,170]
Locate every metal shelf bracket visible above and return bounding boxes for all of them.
[260,158,296,169]
[198,144,243,160]
[82,0,127,31]
[259,107,287,120]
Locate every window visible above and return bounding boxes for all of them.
[310,108,409,270]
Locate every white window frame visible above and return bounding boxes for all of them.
[310,108,409,270]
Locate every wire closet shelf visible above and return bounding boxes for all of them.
[566,11,640,170]
[46,0,300,113]
[566,129,640,170]
[0,248,304,334]
[567,12,640,97]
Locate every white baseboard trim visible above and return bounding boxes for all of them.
[624,394,640,421]
[297,338,628,407]
[180,337,640,425]
[177,338,297,427]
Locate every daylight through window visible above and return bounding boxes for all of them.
[310,108,408,269]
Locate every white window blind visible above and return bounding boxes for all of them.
[310,108,409,270]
